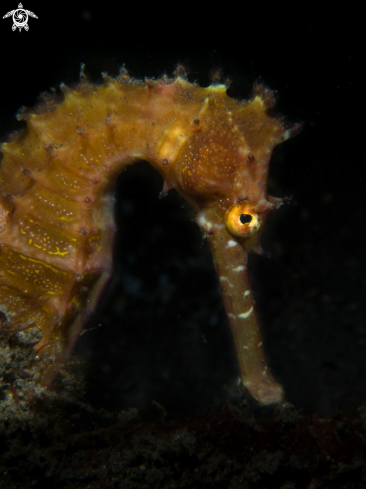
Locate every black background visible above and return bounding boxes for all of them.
[0,3,364,418]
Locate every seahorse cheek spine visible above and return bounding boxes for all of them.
[0,69,297,405]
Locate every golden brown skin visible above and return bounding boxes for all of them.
[0,67,297,404]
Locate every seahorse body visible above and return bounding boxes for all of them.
[0,67,297,405]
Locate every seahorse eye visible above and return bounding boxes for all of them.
[225,202,261,238]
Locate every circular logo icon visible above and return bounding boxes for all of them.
[12,8,28,30]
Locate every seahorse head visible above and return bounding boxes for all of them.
[164,81,292,253]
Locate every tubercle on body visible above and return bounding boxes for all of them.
[0,65,299,405]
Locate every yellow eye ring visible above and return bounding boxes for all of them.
[225,201,261,237]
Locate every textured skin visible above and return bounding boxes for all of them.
[0,67,297,404]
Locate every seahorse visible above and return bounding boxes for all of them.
[0,66,298,406]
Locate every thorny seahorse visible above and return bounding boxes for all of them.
[0,66,299,406]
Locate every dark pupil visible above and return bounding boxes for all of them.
[240,214,252,224]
